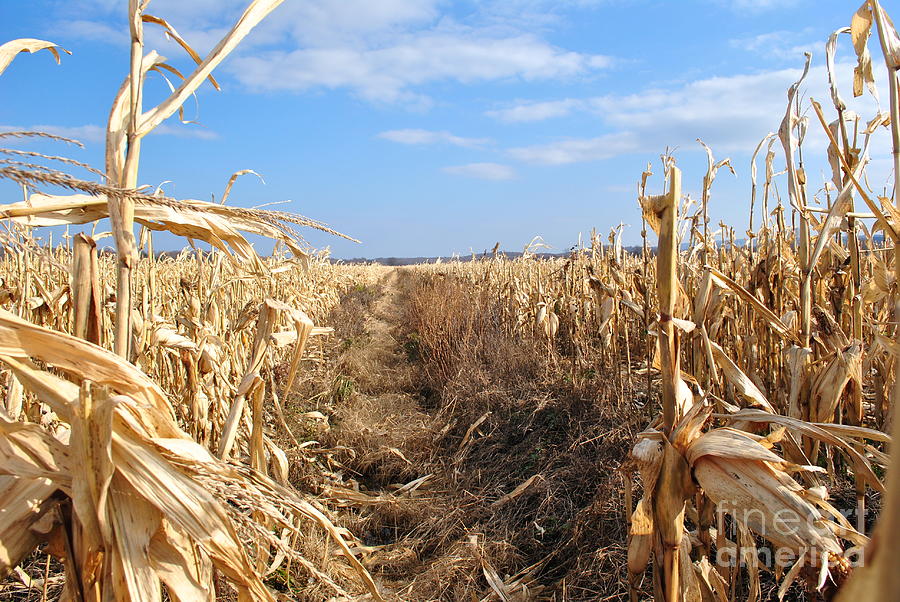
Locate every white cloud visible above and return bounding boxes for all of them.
[378,129,490,147]
[230,32,612,103]
[498,59,886,165]
[493,66,815,135]
[509,132,638,164]
[729,30,819,61]
[54,19,129,46]
[57,1,615,105]
[48,0,246,54]
[724,0,801,12]
[442,162,516,180]
[265,1,441,47]
[470,0,615,31]
[487,98,584,122]
[588,70,798,150]
[57,0,436,50]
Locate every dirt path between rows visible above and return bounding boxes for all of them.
[316,268,450,595]
[291,266,636,600]
[360,268,408,378]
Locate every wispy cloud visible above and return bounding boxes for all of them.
[378,129,490,148]
[59,1,615,106]
[720,0,802,13]
[441,162,516,180]
[486,98,583,122]
[468,0,620,33]
[54,19,129,46]
[729,30,819,61]
[231,33,612,104]
[509,132,638,164]
[498,60,873,165]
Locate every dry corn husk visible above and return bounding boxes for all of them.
[685,428,851,593]
[809,343,864,423]
[627,433,664,576]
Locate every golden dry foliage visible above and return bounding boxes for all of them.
[0,0,390,599]
[410,4,900,598]
[0,38,69,76]
[0,235,385,600]
[3,0,900,600]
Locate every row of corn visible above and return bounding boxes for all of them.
[0,1,389,600]
[415,2,900,599]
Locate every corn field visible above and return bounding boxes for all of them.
[1,0,900,601]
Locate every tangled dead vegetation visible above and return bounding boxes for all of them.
[281,269,646,600]
[3,1,900,600]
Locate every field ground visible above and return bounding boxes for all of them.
[275,268,649,600]
[3,3,899,599]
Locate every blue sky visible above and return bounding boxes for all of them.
[0,0,895,258]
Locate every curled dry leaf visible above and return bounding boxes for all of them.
[0,38,70,76]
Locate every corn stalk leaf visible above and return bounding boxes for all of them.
[0,38,69,76]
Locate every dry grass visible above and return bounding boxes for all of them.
[280,269,646,600]
[3,1,900,601]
